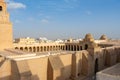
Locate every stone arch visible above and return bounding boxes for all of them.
[20,47,23,51]
[47,46,49,51]
[56,46,58,50]
[44,46,46,52]
[29,47,32,52]
[37,46,39,52]
[33,47,36,52]
[50,46,52,51]
[53,46,55,51]
[24,47,28,51]
[68,45,70,51]
[66,45,68,50]
[61,46,63,50]
[59,45,61,50]
[15,47,19,49]
[77,45,79,51]
[40,46,43,52]
[60,46,62,50]
[74,45,76,51]
[63,46,65,50]
[71,45,73,51]
[0,6,2,11]
[62,46,65,50]
[85,44,88,50]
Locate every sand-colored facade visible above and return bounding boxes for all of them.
[0,0,120,80]
[0,45,120,80]
[0,0,13,51]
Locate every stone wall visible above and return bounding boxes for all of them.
[0,46,120,80]
[27,57,48,80]
[0,1,13,51]
[0,60,11,80]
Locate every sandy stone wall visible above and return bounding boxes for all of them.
[0,23,13,51]
[27,57,48,80]
[59,53,72,80]
[0,0,13,51]
[0,46,119,80]
[71,51,82,79]
[0,60,11,80]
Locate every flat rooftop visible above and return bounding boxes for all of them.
[102,63,120,76]
[0,49,81,61]
[97,63,120,80]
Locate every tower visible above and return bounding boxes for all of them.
[0,0,13,51]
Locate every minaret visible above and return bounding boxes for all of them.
[0,0,13,51]
[0,0,4,2]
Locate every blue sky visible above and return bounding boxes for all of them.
[6,0,120,39]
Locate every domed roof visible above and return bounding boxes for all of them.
[100,34,108,40]
[84,33,94,41]
[85,33,94,39]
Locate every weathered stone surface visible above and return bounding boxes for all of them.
[96,63,120,80]
[0,0,13,51]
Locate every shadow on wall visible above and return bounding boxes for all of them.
[50,55,91,80]
[31,75,40,80]
[0,59,5,67]
[0,76,11,80]
[10,60,40,80]
[55,63,91,80]
[47,56,72,80]
[0,75,40,80]
[55,65,72,80]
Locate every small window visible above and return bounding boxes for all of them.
[0,6,2,11]
[85,44,88,50]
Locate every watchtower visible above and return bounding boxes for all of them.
[0,0,13,51]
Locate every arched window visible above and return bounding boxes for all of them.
[33,47,36,52]
[37,47,39,52]
[71,45,73,51]
[25,47,28,51]
[20,47,23,51]
[66,45,68,51]
[77,45,79,51]
[85,44,88,50]
[0,6,2,11]
[29,47,32,52]
[15,47,19,49]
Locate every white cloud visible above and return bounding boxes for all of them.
[40,19,49,24]
[5,0,26,9]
